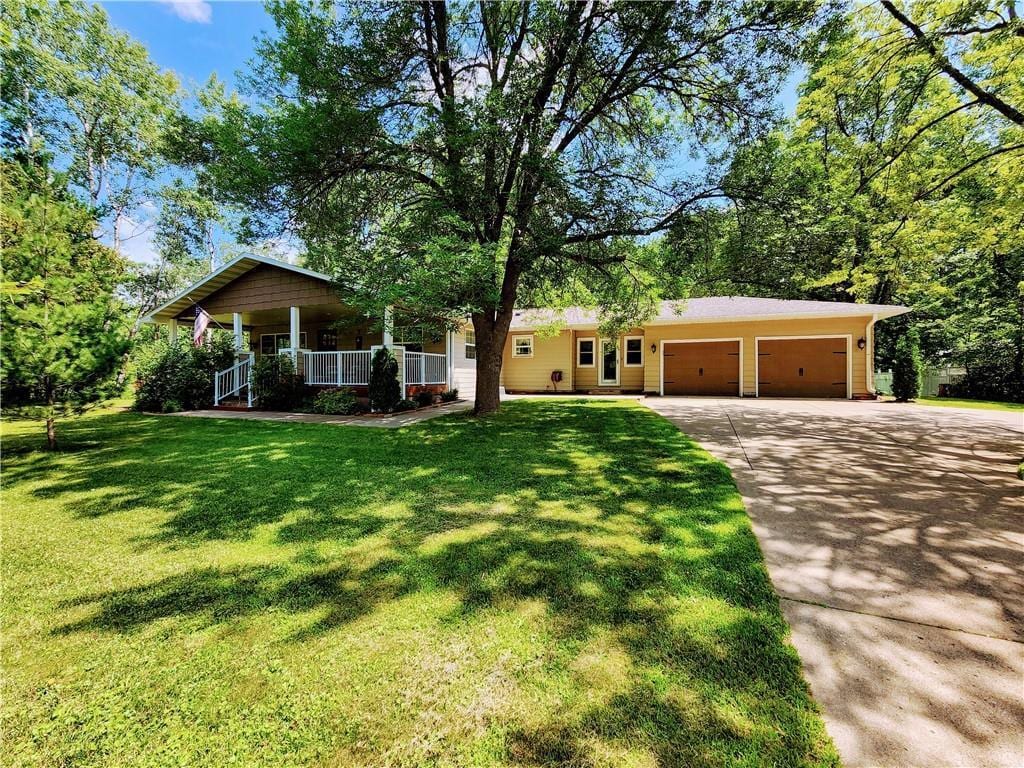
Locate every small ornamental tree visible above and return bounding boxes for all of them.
[891,330,922,402]
[368,347,400,413]
[1,160,128,449]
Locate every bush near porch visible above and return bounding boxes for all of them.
[134,336,236,412]
[2,400,837,767]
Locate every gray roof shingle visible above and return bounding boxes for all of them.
[510,297,910,329]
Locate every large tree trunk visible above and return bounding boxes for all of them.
[471,306,515,415]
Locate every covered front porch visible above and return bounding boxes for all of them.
[145,254,452,408]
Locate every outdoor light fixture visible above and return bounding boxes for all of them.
[857,337,866,349]
[650,343,657,353]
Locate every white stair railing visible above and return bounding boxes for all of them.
[214,353,254,407]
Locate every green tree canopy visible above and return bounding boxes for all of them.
[1,0,180,250]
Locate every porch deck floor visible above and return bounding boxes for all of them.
[171,400,472,428]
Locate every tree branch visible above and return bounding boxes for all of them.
[881,0,1024,125]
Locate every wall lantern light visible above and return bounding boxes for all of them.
[857,337,867,350]
[650,343,657,354]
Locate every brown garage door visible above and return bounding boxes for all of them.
[758,338,847,397]
[663,341,740,395]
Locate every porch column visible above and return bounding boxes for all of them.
[289,306,300,351]
[383,305,394,347]
[233,312,244,351]
[168,319,178,344]
[445,330,454,388]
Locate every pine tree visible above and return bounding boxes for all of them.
[1,160,128,448]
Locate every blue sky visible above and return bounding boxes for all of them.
[100,1,271,92]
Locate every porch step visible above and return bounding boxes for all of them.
[213,400,255,411]
[584,389,624,395]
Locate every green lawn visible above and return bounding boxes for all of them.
[2,400,836,768]
[912,396,1024,412]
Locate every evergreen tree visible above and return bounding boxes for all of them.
[891,330,923,402]
[1,160,128,449]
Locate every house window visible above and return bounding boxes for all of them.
[465,328,476,359]
[513,335,534,358]
[624,336,643,366]
[577,337,595,367]
[317,329,338,351]
[260,332,307,354]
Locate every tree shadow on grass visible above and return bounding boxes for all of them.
[14,400,836,765]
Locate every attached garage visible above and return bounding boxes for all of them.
[662,340,741,396]
[756,336,850,398]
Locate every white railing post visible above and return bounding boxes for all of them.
[337,351,342,387]
[214,374,220,406]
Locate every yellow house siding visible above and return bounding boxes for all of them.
[501,330,573,392]
[501,329,646,392]
[643,316,874,396]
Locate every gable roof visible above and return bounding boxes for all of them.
[510,297,910,330]
[142,254,332,323]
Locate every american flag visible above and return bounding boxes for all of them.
[193,306,211,347]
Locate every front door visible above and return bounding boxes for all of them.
[599,338,619,386]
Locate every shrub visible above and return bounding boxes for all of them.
[440,389,459,402]
[946,362,1024,403]
[415,389,435,407]
[891,331,922,402]
[135,336,237,412]
[313,387,362,415]
[251,354,305,410]
[369,347,401,412]
[394,398,418,412]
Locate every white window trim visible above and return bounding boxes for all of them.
[576,336,596,367]
[512,334,534,358]
[623,335,644,367]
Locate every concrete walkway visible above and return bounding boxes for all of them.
[644,397,1023,767]
[173,399,472,428]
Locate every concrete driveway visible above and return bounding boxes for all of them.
[644,397,1023,767]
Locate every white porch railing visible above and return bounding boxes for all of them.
[405,351,446,386]
[214,353,254,407]
[300,350,373,386]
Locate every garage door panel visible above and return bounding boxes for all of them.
[758,338,847,398]
[663,341,739,396]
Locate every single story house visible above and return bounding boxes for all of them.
[144,254,909,405]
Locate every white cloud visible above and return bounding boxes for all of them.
[116,212,160,265]
[157,0,212,24]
